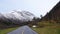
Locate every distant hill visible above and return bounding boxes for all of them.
[41,1,60,23]
[0,10,35,26]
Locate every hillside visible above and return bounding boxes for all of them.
[41,1,60,23]
[0,10,35,29]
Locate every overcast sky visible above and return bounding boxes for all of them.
[0,0,60,17]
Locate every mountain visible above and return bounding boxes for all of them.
[0,10,35,25]
[41,1,60,23]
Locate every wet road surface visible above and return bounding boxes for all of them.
[7,25,38,34]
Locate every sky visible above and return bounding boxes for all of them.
[0,0,60,17]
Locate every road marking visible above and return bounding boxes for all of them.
[22,30,24,34]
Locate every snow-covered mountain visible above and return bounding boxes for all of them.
[0,10,35,24]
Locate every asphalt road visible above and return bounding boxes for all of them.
[7,25,38,34]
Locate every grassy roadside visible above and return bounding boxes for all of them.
[32,27,60,34]
[0,27,18,34]
[31,22,60,34]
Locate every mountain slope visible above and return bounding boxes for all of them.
[0,10,35,25]
[42,1,60,23]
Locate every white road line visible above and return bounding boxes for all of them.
[22,30,24,34]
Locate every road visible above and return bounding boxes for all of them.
[7,25,37,34]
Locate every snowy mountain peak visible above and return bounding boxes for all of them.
[0,10,35,24]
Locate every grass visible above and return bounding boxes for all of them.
[32,26,60,34]
[31,22,60,34]
[0,27,18,34]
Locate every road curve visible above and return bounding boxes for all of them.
[7,25,38,34]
